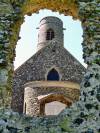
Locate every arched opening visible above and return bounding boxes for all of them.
[46,29,54,40]
[39,94,72,116]
[47,68,59,81]
[11,8,87,116]
[12,9,86,114]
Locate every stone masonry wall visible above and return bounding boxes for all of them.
[0,109,74,133]
[0,0,100,133]
[37,16,64,50]
[12,43,85,113]
[24,87,40,116]
[24,86,79,116]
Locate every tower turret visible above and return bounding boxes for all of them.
[37,16,64,51]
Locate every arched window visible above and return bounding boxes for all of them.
[46,29,54,40]
[47,68,59,81]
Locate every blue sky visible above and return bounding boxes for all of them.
[14,9,87,69]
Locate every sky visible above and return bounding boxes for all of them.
[14,9,87,69]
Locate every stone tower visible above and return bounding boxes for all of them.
[12,16,86,116]
[37,16,64,51]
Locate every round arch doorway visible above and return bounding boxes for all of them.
[39,94,72,116]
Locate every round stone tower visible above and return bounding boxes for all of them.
[37,16,64,51]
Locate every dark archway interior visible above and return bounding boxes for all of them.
[47,69,59,81]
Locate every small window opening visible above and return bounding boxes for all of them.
[46,29,54,40]
[47,68,59,81]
